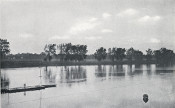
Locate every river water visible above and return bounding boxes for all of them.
[1,64,175,108]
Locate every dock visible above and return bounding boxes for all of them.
[66,79,86,83]
[1,84,56,94]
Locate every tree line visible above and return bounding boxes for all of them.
[44,43,87,62]
[94,47,175,66]
[1,38,175,66]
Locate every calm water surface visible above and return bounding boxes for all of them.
[1,64,175,108]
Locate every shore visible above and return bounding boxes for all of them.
[0,59,156,68]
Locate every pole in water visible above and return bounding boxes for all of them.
[24,84,26,88]
[24,92,26,96]
[143,94,149,103]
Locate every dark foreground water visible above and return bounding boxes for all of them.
[1,64,175,108]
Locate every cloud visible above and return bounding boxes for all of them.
[49,35,70,40]
[69,17,100,35]
[102,13,111,19]
[117,8,138,17]
[138,15,161,23]
[101,29,113,33]
[88,17,98,22]
[85,36,102,40]
[20,33,33,38]
[150,38,161,43]
[2,0,29,1]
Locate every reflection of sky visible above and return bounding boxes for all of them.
[1,64,175,108]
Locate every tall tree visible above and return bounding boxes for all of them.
[154,48,174,66]
[108,48,126,62]
[108,48,115,61]
[44,44,56,62]
[57,44,64,62]
[94,47,107,61]
[114,48,126,61]
[0,38,10,59]
[126,47,135,64]
[77,45,87,61]
[58,43,87,61]
[146,48,153,63]
[134,50,143,63]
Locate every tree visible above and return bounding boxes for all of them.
[58,43,87,61]
[0,38,10,59]
[108,48,126,62]
[108,48,115,61]
[154,48,174,66]
[77,45,87,61]
[114,48,126,61]
[94,47,107,61]
[57,44,64,62]
[134,50,143,63]
[146,49,153,62]
[44,44,56,62]
[126,47,135,64]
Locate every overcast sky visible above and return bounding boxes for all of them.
[1,0,175,54]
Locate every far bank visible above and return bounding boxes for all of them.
[1,59,156,68]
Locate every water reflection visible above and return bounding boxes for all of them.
[95,65,107,77]
[43,68,56,84]
[155,64,175,76]
[60,66,87,84]
[126,65,135,76]
[156,69,174,74]
[1,73,10,89]
[127,64,144,76]
[1,64,175,108]
[109,65,125,77]
[146,64,152,75]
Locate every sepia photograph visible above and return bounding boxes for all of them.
[1,0,175,108]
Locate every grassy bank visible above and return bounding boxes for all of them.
[0,59,156,68]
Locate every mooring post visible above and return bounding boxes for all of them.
[24,84,26,88]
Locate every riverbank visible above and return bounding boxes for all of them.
[0,59,156,68]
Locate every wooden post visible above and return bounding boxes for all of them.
[24,84,26,88]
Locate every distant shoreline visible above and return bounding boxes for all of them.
[1,59,156,68]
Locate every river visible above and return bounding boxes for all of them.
[1,64,175,108]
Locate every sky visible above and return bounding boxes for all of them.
[1,0,175,54]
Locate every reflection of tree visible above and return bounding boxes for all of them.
[127,65,134,76]
[43,68,56,84]
[131,64,143,75]
[95,65,106,77]
[1,73,10,89]
[171,76,175,93]
[155,64,174,74]
[60,66,87,83]
[135,64,142,69]
[146,64,152,75]
[109,65,125,76]
[134,70,143,75]
[156,69,173,74]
